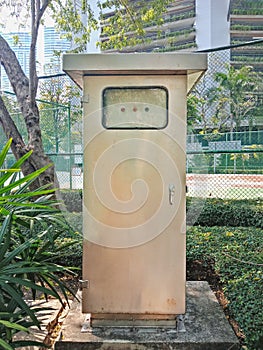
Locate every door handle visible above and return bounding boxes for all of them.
[169,184,175,205]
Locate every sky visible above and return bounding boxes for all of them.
[0,2,55,32]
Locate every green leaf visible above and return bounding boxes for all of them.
[0,237,33,268]
[1,189,55,202]
[0,150,33,189]
[1,283,40,327]
[0,320,29,332]
[0,169,20,172]
[0,213,12,261]
[1,276,58,299]
[0,338,13,350]
[0,139,12,169]
[0,164,51,197]
[0,263,63,275]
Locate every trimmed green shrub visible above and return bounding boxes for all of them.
[61,191,263,229]
[187,197,263,228]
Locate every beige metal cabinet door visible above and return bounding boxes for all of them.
[82,75,187,320]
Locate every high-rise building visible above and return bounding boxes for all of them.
[100,0,231,53]
[230,0,263,71]
[100,0,196,52]
[98,0,262,131]
[100,0,232,95]
[0,26,72,92]
[100,0,263,73]
[43,26,72,75]
[0,31,31,91]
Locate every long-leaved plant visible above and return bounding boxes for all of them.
[0,139,78,349]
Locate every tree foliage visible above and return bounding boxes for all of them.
[98,0,171,50]
[188,64,261,133]
[210,64,259,132]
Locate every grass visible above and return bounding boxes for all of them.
[188,187,263,200]
[225,187,263,199]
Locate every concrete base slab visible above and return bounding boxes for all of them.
[55,281,240,350]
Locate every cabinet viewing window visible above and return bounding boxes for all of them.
[102,87,168,129]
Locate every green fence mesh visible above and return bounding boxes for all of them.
[1,45,262,200]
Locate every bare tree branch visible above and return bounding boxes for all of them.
[39,0,51,20]
[0,34,41,145]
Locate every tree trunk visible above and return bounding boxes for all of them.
[0,35,58,190]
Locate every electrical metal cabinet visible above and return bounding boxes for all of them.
[63,53,207,326]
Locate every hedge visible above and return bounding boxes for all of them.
[60,190,263,228]
[187,197,263,228]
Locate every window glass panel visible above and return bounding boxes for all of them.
[103,87,168,129]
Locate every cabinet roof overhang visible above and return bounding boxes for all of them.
[62,53,207,93]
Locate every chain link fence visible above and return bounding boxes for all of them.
[186,136,262,200]
[0,45,262,200]
[186,45,262,200]
[49,131,263,200]
[191,46,262,207]
[1,76,83,189]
